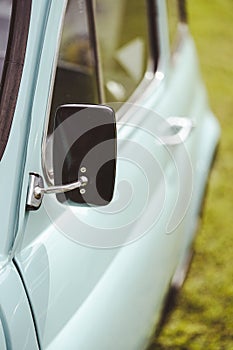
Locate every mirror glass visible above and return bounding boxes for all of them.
[53,104,116,206]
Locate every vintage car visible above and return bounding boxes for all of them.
[0,0,220,349]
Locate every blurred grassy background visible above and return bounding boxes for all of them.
[150,0,233,349]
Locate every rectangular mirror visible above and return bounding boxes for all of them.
[53,104,116,206]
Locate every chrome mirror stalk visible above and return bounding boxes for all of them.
[26,173,88,211]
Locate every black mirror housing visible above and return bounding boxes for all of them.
[53,104,116,206]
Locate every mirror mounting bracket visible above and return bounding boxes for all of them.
[26,172,88,211]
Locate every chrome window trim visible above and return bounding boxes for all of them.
[165,0,189,56]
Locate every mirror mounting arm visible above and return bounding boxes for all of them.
[34,176,88,197]
[26,173,88,211]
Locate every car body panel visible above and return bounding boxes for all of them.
[0,263,38,350]
[0,0,51,262]
[0,0,220,349]
[0,319,7,350]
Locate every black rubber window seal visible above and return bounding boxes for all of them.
[0,0,32,161]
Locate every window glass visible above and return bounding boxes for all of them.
[95,0,150,103]
[49,0,99,134]
[0,0,12,83]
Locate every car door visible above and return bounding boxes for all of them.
[12,0,219,349]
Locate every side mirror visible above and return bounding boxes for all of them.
[53,104,116,206]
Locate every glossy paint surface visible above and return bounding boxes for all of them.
[0,0,52,262]
[5,1,220,350]
[0,319,7,350]
[0,263,38,349]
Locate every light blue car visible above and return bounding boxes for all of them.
[0,0,220,349]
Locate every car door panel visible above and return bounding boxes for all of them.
[12,1,220,349]
[0,263,39,350]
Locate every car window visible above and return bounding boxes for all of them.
[95,0,151,103]
[0,0,12,84]
[48,0,155,128]
[48,0,100,135]
[44,0,157,182]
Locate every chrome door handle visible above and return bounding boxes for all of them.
[161,117,195,146]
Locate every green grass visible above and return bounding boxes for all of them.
[149,1,233,349]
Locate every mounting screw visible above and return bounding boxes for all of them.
[34,192,42,200]
[34,186,42,200]
[80,188,86,195]
[80,167,86,173]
